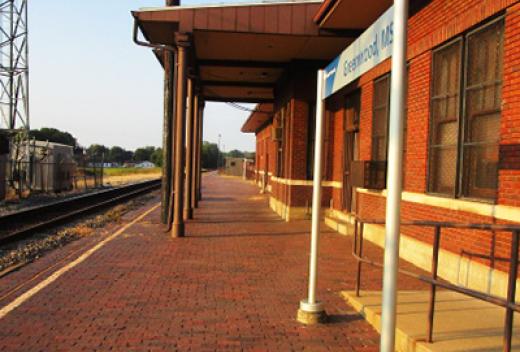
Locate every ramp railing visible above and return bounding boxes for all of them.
[353,217,520,352]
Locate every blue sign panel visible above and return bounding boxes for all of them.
[323,6,394,98]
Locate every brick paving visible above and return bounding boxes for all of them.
[0,173,427,351]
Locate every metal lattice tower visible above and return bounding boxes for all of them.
[0,0,29,132]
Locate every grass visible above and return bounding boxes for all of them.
[103,167,161,176]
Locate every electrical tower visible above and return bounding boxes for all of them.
[0,0,29,132]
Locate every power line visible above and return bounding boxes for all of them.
[225,102,272,115]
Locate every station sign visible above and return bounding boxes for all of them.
[323,6,394,99]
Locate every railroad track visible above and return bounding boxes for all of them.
[0,179,161,246]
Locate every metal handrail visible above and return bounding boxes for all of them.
[352,217,520,352]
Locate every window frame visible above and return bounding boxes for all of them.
[371,73,391,162]
[275,108,285,178]
[306,102,317,180]
[426,15,504,203]
[426,37,464,199]
[458,16,504,202]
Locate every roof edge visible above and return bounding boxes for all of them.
[138,0,321,12]
[241,103,274,134]
[313,0,338,25]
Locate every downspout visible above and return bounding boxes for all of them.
[132,15,177,54]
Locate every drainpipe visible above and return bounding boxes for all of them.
[191,93,200,209]
[380,1,409,351]
[184,78,195,220]
[198,101,205,202]
[132,16,177,54]
[161,50,174,224]
[297,69,326,325]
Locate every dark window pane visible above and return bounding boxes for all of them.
[372,75,390,161]
[429,146,458,194]
[307,103,316,180]
[461,19,503,200]
[428,40,462,195]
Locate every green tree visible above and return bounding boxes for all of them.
[244,151,256,160]
[227,149,244,158]
[122,150,134,163]
[29,127,77,147]
[108,146,130,164]
[151,148,163,167]
[201,141,219,169]
[87,144,108,159]
[134,146,156,162]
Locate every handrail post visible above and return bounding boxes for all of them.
[356,221,365,297]
[427,225,441,343]
[504,230,519,352]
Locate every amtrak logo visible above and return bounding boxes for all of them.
[324,68,336,79]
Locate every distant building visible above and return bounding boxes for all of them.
[12,140,75,192]
[135,161,156,169]
[223,157,254,178]
[102,162,119,168]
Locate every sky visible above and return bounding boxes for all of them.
[30,0,256,153]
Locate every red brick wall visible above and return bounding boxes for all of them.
[288,99,309,180]
[333,110,344,211]
[499,3,520,207]
[357,192,513,271]
[255,125,275,186]
[404,51,431,193]
[322,0,520,274]
[266,67,329,210]
[255,88,334,210]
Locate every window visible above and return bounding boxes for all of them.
[372,75,391,161]
[403,67,410,186]
[306,103,316,180]
[276,108,285,177]
[428,18,504,200]
[370,69,410,188]
[429,39,462,195]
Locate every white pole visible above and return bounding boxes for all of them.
[299,69,325,316]
[380,1,409,351]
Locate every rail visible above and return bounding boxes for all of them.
[353,217,520,352]
[0,179,161,245]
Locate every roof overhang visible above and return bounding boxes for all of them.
[133,0,356,103]
[314,0,392,29]
[241,103,274,133]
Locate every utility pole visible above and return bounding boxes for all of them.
[0,0,30,132]
[0,0,29,200]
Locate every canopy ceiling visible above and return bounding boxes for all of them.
[133,1,359,103]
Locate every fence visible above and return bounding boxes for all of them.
[0,157,104,200]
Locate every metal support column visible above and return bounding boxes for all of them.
[161,50,175,224]
[380,1,409,351]
[184,78,195,220]
[172,34,189,238]
[198,101,205,201]
[297,69,327,325]
[191,94,200,209]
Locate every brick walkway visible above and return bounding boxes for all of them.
[0,173,426,351]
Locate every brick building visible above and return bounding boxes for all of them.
[242,0,520,299]
[133,0,520,337]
